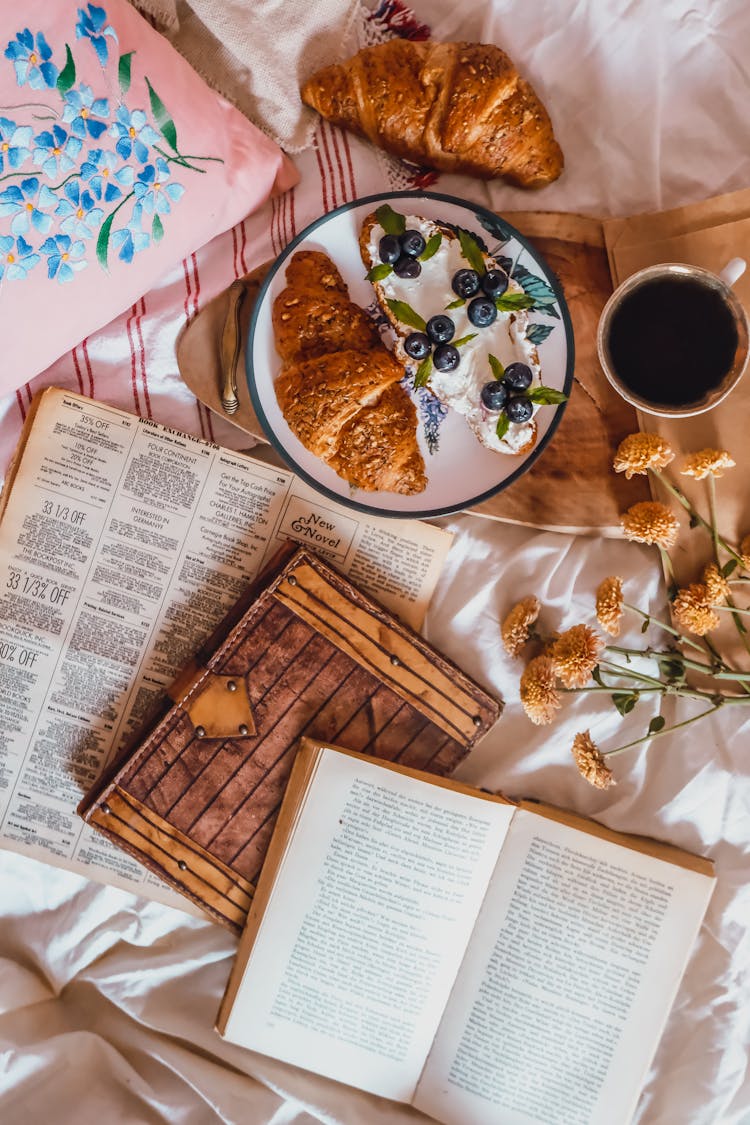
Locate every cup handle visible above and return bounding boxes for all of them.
[719,258,747,287]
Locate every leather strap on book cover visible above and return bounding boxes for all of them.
[79,544,502,932]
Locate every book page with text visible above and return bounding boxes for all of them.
[220,748,516,1103]
[414,808,714,1125]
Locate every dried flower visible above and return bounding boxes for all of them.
[596,576,624,636]
[572,731,615,789]
[620,501,679,549]
[551,624,605,688]
[501,596,541,658]
[520,655,561,725]
[672,583,720,635]
[702,563,729,605]
[613,433,675,479]
[680,449,736,479]
[740,535,750,570]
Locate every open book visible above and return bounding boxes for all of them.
[217,739,715,1125]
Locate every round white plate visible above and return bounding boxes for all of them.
[246,190,574,518]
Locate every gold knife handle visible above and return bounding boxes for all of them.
[220,280,247,415]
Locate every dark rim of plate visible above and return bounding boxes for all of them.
[246,189,575,520]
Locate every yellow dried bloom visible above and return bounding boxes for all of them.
[672,583,720,635]
[680,449,735,479]
[740,535,750,570]
[595,576,624,637]
[551,624,605,688]
[520,655,561,726]
[571,731,615,789]
[613,433,675,478]
[620,501,679,550]
[702,563,729,605]
[501,596,541,658]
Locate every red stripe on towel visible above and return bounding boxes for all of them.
[135,297,151,418]
[81,337,95,398]
[126,303,142,415]
[318,122,339,209]
[15,388,26,423]
[72,346,85,396]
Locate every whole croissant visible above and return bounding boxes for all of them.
[301,39,563,188]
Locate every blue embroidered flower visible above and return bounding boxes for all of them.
[32,124,83,179]
[56,180,104,239]
[40,233,87,282]
[110,107,160,163]
[76,4,118,67]
[0,234,15,281]
[80,149,134,203]
[0,176,56,236]
[3,235,41,281]
[4,29,58,89]
[0,118,32,172]
[111,219,150,263]
[133,158,184,215]
[62,85,109,140]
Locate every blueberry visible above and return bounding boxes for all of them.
[481,269,509,298]
[400,230,426,258]
[452,269,480,299]
[480,381,509,411]
[467,297,498,328]
[379,234,401,264]
[506,395,533,423]
[393,255,421,279]
[433,344,460,372]
[426,315,455,345]
[504,362,533,391]
[404,332,431,360]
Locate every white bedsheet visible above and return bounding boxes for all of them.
[2,2,750,1123]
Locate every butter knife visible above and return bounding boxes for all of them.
[220,279,247,415]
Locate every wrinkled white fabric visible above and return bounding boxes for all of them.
[2,2,750,1124]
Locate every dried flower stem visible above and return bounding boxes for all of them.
[652,470,744,564]
[605,643,750,681]
[604,704,721,759]
[622,602,709,655]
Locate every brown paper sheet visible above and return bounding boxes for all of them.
[604,187,750,668]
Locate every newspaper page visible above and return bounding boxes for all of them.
[0,389,453,914]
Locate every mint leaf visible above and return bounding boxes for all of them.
[488,354,505,380]
[495,412,510,441]
[414,355,433,388]
[496,292,535,312]
[375,204,406,236]
[527,386,568,405]
[419,232,442,261]
[453,333,477,347]
[366,263,392,283]
[445,297,465,310]
[386,299,426,331]
[458,229,486,275]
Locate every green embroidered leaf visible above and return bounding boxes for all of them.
[648,716,666,735]
[495,412,510,441]
[386,299,426,331]
[96,212,115,269]
[526,322,555,346]
[152,214,164,242]
[445,297,465,310]
[453,333,477,348]
[146,77,178,151]
[458,229,486,275]
[495,292,536,312]
[722,558,738,578]
[419,232,442,261]
[56,45,75,94]
[366,263,392,283]
[375,203,405,236]
[527,386,568,405]
[488,354,505,380]
[612,691,639,716]
[414,354,433,389]
[118,51,134,95]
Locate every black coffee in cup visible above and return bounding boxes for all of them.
[607,275,739,408]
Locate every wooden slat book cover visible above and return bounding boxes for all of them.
[78,544,501,932]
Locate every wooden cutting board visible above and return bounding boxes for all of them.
[176,211,649,533]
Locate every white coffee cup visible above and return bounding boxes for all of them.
[597,259,749,418]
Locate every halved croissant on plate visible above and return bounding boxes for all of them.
[301,39,563,188]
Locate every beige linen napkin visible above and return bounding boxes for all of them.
[130,0,360,152]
